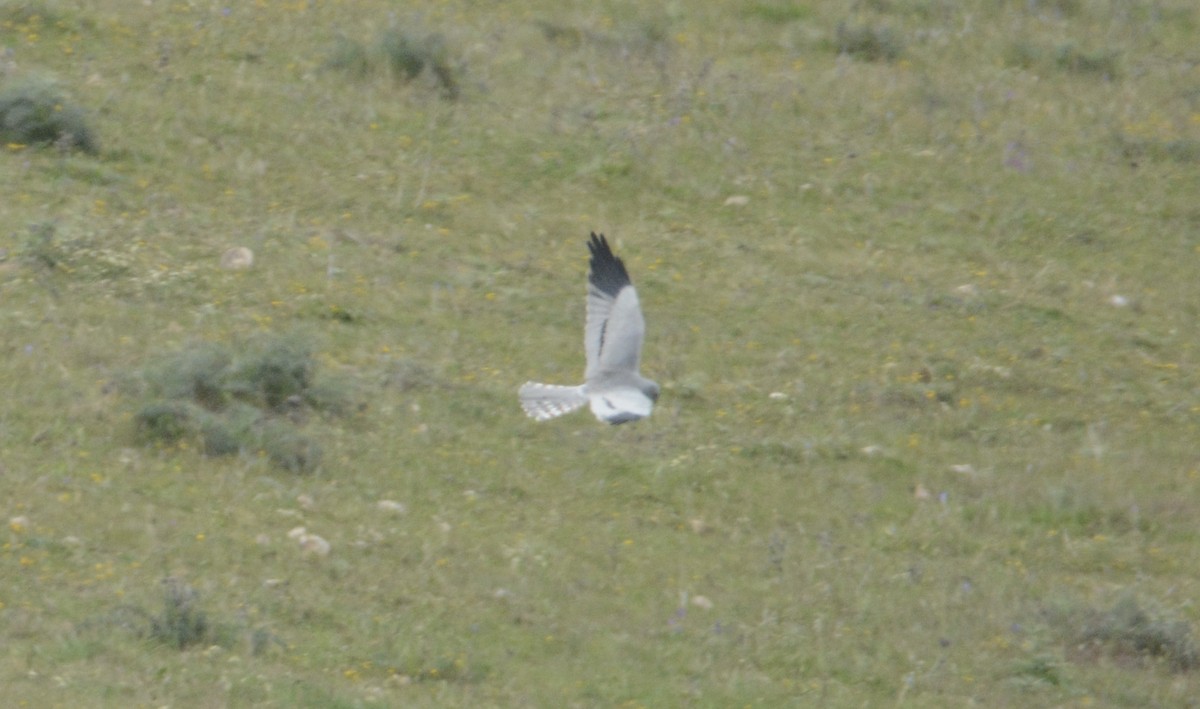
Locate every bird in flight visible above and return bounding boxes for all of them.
[519,232,659,425]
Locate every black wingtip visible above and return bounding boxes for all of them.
[587,231,632,297]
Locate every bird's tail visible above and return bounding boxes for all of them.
[518,382,588,422]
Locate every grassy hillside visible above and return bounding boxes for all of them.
[2,0,1199,705]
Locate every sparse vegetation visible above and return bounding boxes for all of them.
[1114,132,1200,165]
[1007,39,1121,79]
[324,25,460,99]
[743,3,812,24]
[1053,43,1120,78]
[145,577,215,650]
[834,21,904,62]
[1,0,1199,706]
[79,578,279,655]
[1047,594,1200,672]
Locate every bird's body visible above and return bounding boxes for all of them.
[519,233,659,424]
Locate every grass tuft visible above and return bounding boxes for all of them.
[391,654,487,684]
[231,334,315,412]
[1053,43,1120,78]
[324,27,460,99]
[16,221,132,280]
[257,418,323,474]
[323,36,370,78]
[1025,0,1083,18]
[1008,653,1064,688]
[147,578,212,650]
[0,1,63,25]
[131,333,352,472]
[147,343,233,410]
[134,401,195,444]
[1006,41,1120,79]
[384,356,440,392]
[834,21,904,62]
[19,221,66,271]
[743,3,812,24]
[377,29,431,81]
[79,578,280,655]
[0,76,98,153]
[1050,594,1200,672]
[1114,133,1200,165]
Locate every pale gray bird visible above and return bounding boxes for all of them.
[519,233,659,424]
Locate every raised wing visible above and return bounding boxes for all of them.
[584,233,645,379]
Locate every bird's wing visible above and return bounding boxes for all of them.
[584,233,645,380]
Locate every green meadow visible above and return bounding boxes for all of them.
[2,0,1199,705]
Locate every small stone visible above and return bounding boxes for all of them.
[298,533,331,557]
[220,246,254,270]
[377,500,407,514]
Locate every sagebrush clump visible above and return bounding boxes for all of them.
[0,77,98,153]
[132,334,357,473]
[324,26,459,99]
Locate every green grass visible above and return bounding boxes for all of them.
[2,0,1199,706]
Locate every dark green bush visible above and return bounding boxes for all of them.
[131,334,354,473]
[835,22,904,62]
[0,78,98,153]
